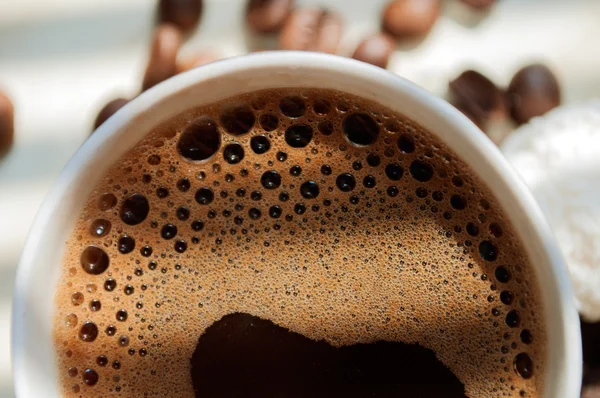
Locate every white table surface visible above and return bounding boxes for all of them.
[1,0,599,396]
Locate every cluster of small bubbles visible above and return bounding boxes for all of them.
[55,88,544,397]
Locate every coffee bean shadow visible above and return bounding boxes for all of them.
[442,0,493,30]
[393,35,430,52]
[0,151,11,168]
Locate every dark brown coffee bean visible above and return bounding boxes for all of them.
[158,0,203,33]
[142,24,184,91]
[279,8,343,54]
[0,90,14,157]
[351,33,396,69]
[449,70,506,130]
[247,0,294,34]
[175,52,220,74]
[507,64,561,125]
[93,98,129,131]
[382,0,440,39]
[460,0,496,11]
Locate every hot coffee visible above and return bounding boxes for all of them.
[53,88,545,397]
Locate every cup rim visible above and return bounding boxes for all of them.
[11,51,582,397]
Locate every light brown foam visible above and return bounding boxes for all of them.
[53,88,545,397]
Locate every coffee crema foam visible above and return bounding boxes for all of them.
[54,88,545,397]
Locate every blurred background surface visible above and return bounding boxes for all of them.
[1,0,600,396]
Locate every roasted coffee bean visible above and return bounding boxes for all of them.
[247,0,294,34]
[279,8,343,54]
[351,33,396,69]
[158,0,203,33]
[142,24,184,91]
[93,98,129,131]
[460,0,496,11]
[0,90,14,157]
[382,0,440,39]
[449,70,506,130]
[507,64,561,125]
[175,52,220,74]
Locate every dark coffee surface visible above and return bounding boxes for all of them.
[191,313,466,398]
[582,320,600,397]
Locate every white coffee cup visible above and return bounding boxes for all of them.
[11,52,582,397]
